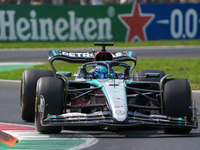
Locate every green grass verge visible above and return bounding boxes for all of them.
[0,58,199,90]
[0,39,199,49]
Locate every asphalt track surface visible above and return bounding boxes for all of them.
[0,47,200,150]
[0,46,200,62]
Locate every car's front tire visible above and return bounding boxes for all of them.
[20,69,54,122]
[163,78,192,134]
[35,77,64,133]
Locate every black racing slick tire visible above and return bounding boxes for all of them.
[20,69,54,122]
[134,70,166,82]
[163,78,192,134]
[35,77,63,133]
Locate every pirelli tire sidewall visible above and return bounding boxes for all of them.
[20,69,54,122]
[163,78,192,134]
[35,77,64,133]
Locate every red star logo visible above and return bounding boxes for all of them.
[119,4,154,41]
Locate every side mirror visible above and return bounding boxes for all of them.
[56,72,72,77]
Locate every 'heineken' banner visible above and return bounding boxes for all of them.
[0,4,199,42]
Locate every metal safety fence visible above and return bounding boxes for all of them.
[0,0,199,5]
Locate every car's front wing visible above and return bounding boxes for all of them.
[39,110,198,129]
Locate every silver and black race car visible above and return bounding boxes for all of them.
[20,42,198,134]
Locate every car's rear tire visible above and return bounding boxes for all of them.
[163,78,192,134]
[20,69,54,122]
[35,77,63,133]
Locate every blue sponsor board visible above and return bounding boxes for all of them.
[119,4,200,41]
[142,4,200,40]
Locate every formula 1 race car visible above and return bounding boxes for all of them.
[20,42,198,134]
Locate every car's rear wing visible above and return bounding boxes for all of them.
[48,50,137,73]
[48,42,137,74]
[48,50,94,63]
[48,50,137,63]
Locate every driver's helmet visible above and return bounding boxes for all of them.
[94,66,114,79]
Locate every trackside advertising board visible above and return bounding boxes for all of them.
[0,4,199,42]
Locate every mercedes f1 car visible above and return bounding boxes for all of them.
[20,42,198,134]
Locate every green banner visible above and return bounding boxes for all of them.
[0,5,126,42]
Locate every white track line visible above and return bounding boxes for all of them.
[1,122,98,150]
[0,62,44,65]
[0,80,21,83]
